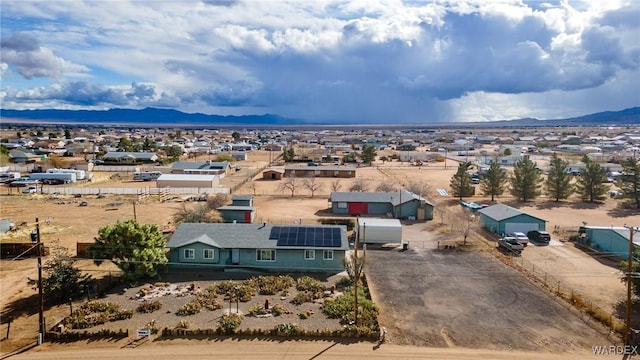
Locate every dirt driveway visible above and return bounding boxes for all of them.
[365,244,613,352]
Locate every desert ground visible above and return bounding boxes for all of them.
[1,149,639,357]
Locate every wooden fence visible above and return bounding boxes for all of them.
[40,186,230,195]
[0,243,50,259]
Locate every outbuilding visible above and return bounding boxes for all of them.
[356,218,402,244]
[477,203,546,235]
[580,226,636,260]
[262,169,284,180]
[156,174,218,188]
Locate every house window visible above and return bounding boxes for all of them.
[256,249,276,262]
[203,249,214,260]
[337,202,347,209]
[304,249,315,260]
[323,250,333,260]
[184,249,195,259]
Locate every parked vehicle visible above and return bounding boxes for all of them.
[22,186,37,194]
[510,232,530,246]
[498,236,524,253]
[133,171,162,181]
[527,230,551,244]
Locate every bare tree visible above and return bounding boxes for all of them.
[330,179,342,192]
[206,193,231,210]
[174,203,222,224]
[303,176,324,198]
[457,207,478,245]
[278,177,299,197]
[375,182,396,192]
[349,178,369,192]
[406,180,430,198]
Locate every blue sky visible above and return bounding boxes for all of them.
[1,0,639,123]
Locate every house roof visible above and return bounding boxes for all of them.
[263,168,285,174]
[217,206,256,211]
[171,160,230,171]
[103,151,158,160]
[232,195,253,201]
[477,203,546,222]
[167,223,348,250]
[330,190,433,207]
[156,174,216,181]
[284,166,357,171]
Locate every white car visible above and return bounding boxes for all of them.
[511,232,529,246]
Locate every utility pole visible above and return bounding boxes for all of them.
[625,225,638,346]
[35,218,44,345]
[354,221,360,327]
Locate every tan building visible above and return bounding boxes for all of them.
[156,174,218,188]
[284,166,356,178]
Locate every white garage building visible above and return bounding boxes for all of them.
[356,218,402,244]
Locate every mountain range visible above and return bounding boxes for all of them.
[1,107,638,127]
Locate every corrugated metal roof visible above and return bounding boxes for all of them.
[477,204,546,222]
[157,174,216,181]
[284,166,357,171]
[171,161,229,170]
[167,223,348,250]
[217,206,256,211]
[329,190,433,206]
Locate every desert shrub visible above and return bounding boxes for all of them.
[296,276,325,293]
[298,311,311,320]
[234,283,256,302]
[144,319,159,334]
[341,324,377,338]
[323,288,379,331]
[317,218,354,231]
[176,300,202,316]
[62,301,132,329]
[291,291,315,305]
[175,320,191,329]
[248,304,263,317]
[136,300,162,313]
[197,288,223,310]
[213,280,256,301]
[255,275,295,295]
[273,323,302,337]
[272,304,285,316]
[214,280,240,295]
[218,313,243,334]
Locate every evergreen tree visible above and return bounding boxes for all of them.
[90,220,168,282]
[545,153,574,202]
[43,242,92,304]
[617,157,640,209]
[575,156,609,202]
[361,144,377,165]
[510,156,542,202]
[480,161,508,201]
[450,162,474,200]
[283,147,295,162]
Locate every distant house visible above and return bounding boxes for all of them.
[329,190,434,220]
[477,204,546,235]
[9,148,41,163]
[102,151,158,163]
[170,160,232,175]
[262,169,284,180]
[217,195,256,223]
[284,166,356,178]
[580,226,636,260]
[166,223,348,272]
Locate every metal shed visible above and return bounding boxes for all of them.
[477,204,546,235]
[357,218,402,244]
[156,174,217,188]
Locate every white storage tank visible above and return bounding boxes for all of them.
[357,218,402,244]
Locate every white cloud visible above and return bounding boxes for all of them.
[0,0,638,122]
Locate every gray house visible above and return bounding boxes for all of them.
[166,223,348,272]
[217,195,256,223]
[170,160,232,175]
[102,151,158,163]
[477,204,546,235]
[329,190,434,220]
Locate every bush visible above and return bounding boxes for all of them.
[218,313,243,334]
[197,288,223,310]
[175,320,191,329]
[248,304,263,317]
[136,300,162,313]
[255,275,295,295]
[317,218,354,231]
[322,288,379,331]
[296,276,325,293]
[273,323,302,337]
[176,300,202,316]
[291,291,315,305]
[298,311,311,320]
[62,301,133,329]
[272,304,285,316]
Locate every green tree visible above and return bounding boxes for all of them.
[575,156,609,202]
[90,220,168,282]
[64,129,72,139]
[617,157,640,209]
[162,145,183,159]
[361,144,377,165]
[42,241,92,304]
[231,131,241,141]
[503,148,512,156]
[545,153,574,202]
[510,156,542,202]
[450,162,474,200]
[480,161,508,201]
[283,147,295,162]
[117,137,133,152]
[343,152,356,163]
[142,137,157,151]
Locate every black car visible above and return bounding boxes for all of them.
[527,230,551,244]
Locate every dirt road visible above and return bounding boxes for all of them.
[9,338,615,360]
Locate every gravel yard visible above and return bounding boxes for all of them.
[365,244,612,352]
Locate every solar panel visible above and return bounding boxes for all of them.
[272,226,341,247]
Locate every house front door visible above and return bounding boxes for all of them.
[231,248,240,264]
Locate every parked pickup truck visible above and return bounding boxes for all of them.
[498,236,524,253]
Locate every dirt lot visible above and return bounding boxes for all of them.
[1,153,638,355]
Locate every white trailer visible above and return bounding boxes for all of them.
[29,172,76,183]
[357,218,402,244]
[47,168,87,180]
